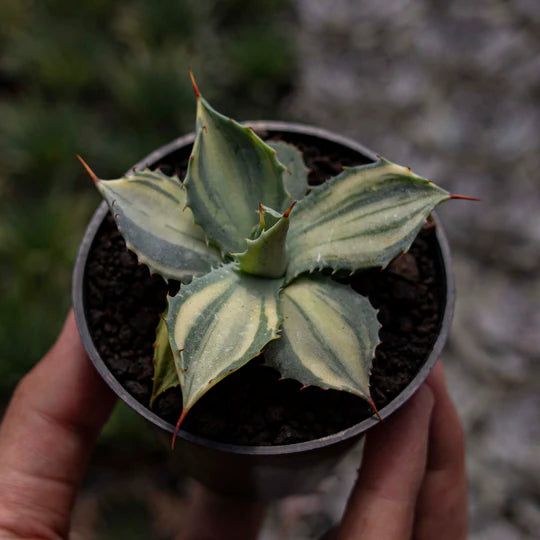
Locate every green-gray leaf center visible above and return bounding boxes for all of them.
[234,202,296,278]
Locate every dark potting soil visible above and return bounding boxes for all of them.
[84,131,445,446]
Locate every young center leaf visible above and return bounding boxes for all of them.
[265,275,380,405]
[285,158,451,282]
[166,264,283,423]
[235,202,296,279]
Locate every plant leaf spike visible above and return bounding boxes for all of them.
[81,72,477,447]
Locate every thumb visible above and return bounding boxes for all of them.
[0,311,116,538]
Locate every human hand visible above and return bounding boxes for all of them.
[0,311,116,538]
[324,360,467,540]
[0,311,466,540]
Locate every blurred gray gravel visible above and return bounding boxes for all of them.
[263,1,540,538]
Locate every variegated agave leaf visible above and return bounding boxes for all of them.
[166,264,282,430]
[285,158,451,282]
[267,140,310,201]
[150,311,178,407]
[184,91,293,255]
[79,157,221,282]
[265,275,380,403]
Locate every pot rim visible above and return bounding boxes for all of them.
[73,121,455,456]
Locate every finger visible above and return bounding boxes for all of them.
[175,481,267,540]
[414,361,467,539]
[0,311,116,538]
[335,384,434,540]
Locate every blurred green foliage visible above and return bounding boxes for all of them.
[0,0,298,441]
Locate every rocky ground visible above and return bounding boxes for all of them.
[70,1,539,537]
[262,1,539,538]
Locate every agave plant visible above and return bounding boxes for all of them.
[79,73,475,445]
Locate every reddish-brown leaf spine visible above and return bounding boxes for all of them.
[368,397,383,421]
[171,408,189,449]
[450,194,481,201]
[76,155,98,183]
[283,200,297,218]
[188,68,200,99]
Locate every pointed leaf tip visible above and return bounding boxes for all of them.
[76,154,98,183]
[171,408,189,449]
[450,193,482,202]
[368,397,382,421]
[188,68,201,98]
[283,200,297,218]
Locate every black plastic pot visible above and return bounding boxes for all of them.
[73,122,455,500]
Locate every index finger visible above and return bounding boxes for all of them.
[334,384,435,540]
[414,361,468,539]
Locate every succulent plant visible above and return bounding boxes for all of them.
[79,73,476,446]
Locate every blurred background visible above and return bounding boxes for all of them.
[1,0,538,538]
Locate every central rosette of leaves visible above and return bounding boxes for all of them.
[87,77,457,441]
[235,201,296,279]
